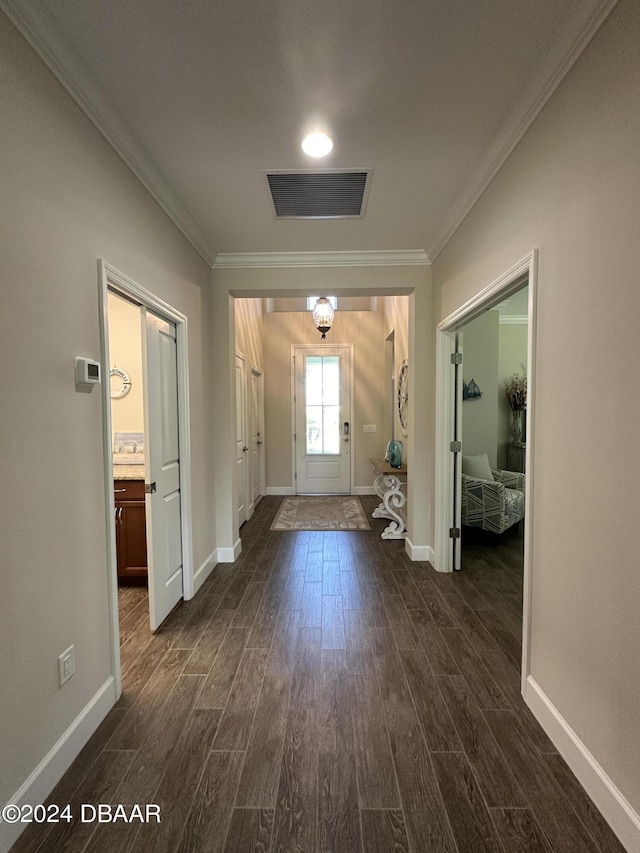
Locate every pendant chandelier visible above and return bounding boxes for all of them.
[312,297,334,339]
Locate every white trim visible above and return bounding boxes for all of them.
[351,486,376,496]
[405,539,434,563]
[213,250,429,269]
[0,0,217,267]
[217,539,242,563]
[524,677,640,853]
[1,677,117,852]
[266,486,296,496]
[428,0,619,260]
[499,314,528,325]
[193,550,217,595]
[434,251,538,692]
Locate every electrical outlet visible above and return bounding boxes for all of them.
[363,424,377,433]
[58,645,75,687]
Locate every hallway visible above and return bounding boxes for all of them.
[11,498,623,853]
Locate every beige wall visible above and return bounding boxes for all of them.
[263,308,386,490]
[0,11,214,825]
[107,292,145,440]
[432,0,640,830]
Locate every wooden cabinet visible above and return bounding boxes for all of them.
[114,480,148,583]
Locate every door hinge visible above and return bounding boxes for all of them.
[145,482,157,494]
[449,527,461,539]
[450,441,462,452]
[450,352,463,365]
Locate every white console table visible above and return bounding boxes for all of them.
[369,458,408,540]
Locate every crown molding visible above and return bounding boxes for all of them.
[427,0,620,262]
[499,315,528,325]
[212,249,429,269]
[0,0,218,267]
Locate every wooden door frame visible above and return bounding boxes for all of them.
[98,260,194,698]
[291,343,355,495]
[434,250,538,696]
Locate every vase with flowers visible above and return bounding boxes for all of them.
[505,372,527,443]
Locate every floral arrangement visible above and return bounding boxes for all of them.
[504,372,527,410]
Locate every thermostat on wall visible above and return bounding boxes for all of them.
[75,356,101,390]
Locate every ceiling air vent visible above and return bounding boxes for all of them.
[266,169,372,219]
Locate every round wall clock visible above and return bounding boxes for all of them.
[397,360,409,436]
[110,366,131,399]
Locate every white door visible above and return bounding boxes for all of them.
[294,346,352,494]
[143,310,183,630]
[235,353,248,527]
[250,367,265,511]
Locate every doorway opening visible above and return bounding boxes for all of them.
[99,261,194,697]
[434,251,537,692]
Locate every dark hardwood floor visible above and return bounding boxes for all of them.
[11,498,625,853]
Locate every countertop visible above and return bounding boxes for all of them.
[113,465,145,480]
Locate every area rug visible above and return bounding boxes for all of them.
[271,496,371,531]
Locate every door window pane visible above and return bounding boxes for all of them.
[305,355,340,454]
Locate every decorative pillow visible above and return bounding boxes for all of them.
[462,452,494,482]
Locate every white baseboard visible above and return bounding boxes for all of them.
[217,539,242,563]
[266,486,295,496]
[193,549,217,595]
[352,486,376,496]
[524,676,640,853]
[404,538,434,563]
[1,677,117,853]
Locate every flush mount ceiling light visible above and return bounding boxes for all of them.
[312,297,335,339]
[301,132,333,158]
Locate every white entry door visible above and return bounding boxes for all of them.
[144,310,183,630]
[250,367,265,511]
[235,353,248,527]
[294,346,352,494]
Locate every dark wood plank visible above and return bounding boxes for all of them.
[213,648,269,750]
[340,570,363,609]
[197,626,251,709]
[247,587,282,649]
[410,609,461,676]
[116,674,205,804]
[439,628,510,710]
[436,675,526,808]
[220,570,254,609]
[490,808,554,853]
[318,751,362,853]
[392,571,425,609]
[382,593,421,649]
[321,595,346,650]
[231,581,267,627]
[473,607,523,671]
[432,751,505,853]
[413,580,460,627]
[301,581,323,628]
[359,810,410,853]
[266,609,301,677]
[483,709,603,852]
[542,753,627,853]
[399,647,463,752]
[223,809,274,853]
[129,708,222,853]
[305,548,324,582]
[442,594,499,650]
[236,675,293,807]
[323,559,342,595]
[176,751,244,853]
[107,648,191,749]
[349,673,401,809]
[183,608,235,675]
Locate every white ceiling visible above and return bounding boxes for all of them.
[3,0,616,264]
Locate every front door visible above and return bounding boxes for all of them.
[294,346,352,494]
[143,310,183,630]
